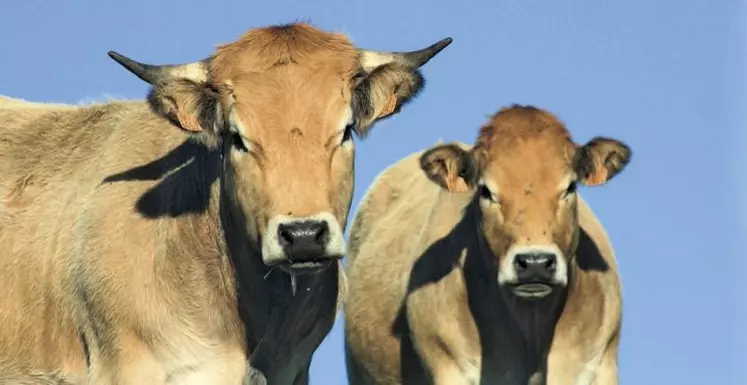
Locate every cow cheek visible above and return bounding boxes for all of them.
[554,207,578,258]
[227,157,267,240]
[481,220,511,270]
[330,148,355,225]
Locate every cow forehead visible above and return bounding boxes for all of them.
[231,69,352,136]
[478,106,575,193]
[484,151,571,200]
[209,23,360,86]
[210,24,359,143]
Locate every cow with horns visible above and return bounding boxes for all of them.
[0,22,452,385]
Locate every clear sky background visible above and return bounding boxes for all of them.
[0,1,743,384]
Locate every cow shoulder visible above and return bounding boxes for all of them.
[574,194,622,322]
[348,150,425,261]
[348,141,473,263]
[548,195,622,371]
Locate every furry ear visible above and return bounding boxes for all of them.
[352,37,452,138]
[420,143,478,193]
[106,51,222,135]
[146,79,224,137]
[573,137,631,186]
[352,63,426,137]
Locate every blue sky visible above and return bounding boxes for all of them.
[0,0,743,384]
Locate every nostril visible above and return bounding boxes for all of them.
[515,256,528,270]
[545,257,557,271]
[278,227,294,247]
[314,223,329,245]
[514,252,557,274]
[277,221,331,252]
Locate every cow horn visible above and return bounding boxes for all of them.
[107,51,210,85]
[358,37,453,72]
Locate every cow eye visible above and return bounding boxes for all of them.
[231,132,249,153]
[564,181,577,197]
[478,183,495,202]
[341,122,355,144]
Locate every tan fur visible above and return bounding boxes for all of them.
[344,105,631,385]
[0,22,450,385]
[0,95,77,110]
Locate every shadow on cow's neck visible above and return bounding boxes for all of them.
[467,200,612,381]
[457,201,564,380]
[101,136,339,358]
[102,138,221,218]
[389,199,479,383]
[389,194,614,383]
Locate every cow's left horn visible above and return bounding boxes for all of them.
[358,37,453,72]
[107,51,210,85]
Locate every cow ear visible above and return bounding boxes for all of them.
[574,137,631,186]
[353,38,452,138]
[106,51,223,138]
[420,144,478,193]
[147,79,224,137]
[352,64,425,137]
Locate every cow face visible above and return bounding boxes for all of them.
[109,23,451,275]
[420,105,631,299]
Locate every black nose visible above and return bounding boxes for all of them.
[277,220,329,261]
[514,252,557,282]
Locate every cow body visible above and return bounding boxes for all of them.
[0,101,245,383]
[0,23,452,385]
[0,99,322,384]
[344,106,630,385]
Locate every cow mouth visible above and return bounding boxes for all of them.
[280,258,335,274]
[289,260,333,271]
[511,282,553,299]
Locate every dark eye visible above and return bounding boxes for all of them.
[231,132,249,153]
[564,181,577,196]
[478,184,494,202]
[341,123,355,144]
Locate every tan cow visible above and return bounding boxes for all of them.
[344,105,632,385]
[0,22,452,385]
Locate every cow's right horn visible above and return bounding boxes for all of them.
[358,37,453,72]
[107,51,210,85]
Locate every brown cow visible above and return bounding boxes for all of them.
[344,105,632,384]
[0,22,451,385]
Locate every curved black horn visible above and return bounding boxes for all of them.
[359,37,453,72]
[397,37,453,68]
[107,51,209,85]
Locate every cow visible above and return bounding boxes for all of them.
[343,105,632,385]
[0,22,452,385]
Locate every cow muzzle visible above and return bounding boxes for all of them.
[499,245,568,300]
[262,212,346,274]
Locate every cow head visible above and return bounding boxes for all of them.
[109,23,452,274]
[420,105,631,299]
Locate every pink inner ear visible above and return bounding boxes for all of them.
[446,177,470,193]
[583,156,609,186]
[585,170,609,186]
[444,156,471,193]
[176,111,203,132]
[378,94,399,118]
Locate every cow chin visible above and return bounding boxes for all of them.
[260,212,346,275]
[498,244,569,300]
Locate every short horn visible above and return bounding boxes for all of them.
[107,51,210,85]
[397,37,453,67]
[359,37,453,72]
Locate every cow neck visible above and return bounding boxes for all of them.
[214,140,336,323]
[216,169,341,377]
[163,140,226,260]
[467,203,569,375]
